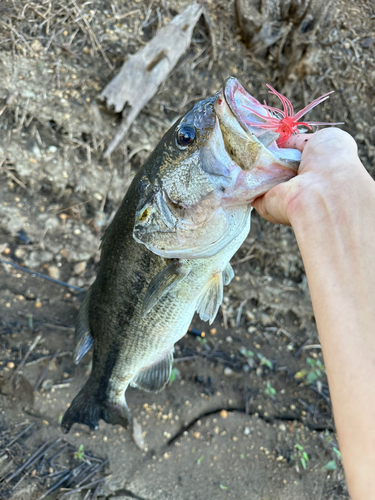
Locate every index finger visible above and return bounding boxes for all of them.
[282,132,317,152]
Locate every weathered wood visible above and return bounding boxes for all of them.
[100,3,203,157]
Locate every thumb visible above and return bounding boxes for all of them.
[252,182,293,226]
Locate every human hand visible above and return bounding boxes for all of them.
[252,128,366,228]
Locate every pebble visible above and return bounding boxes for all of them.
[73,261,86,275]
[14,248,27,259]
[42,379,53,390]
[246,311,255,322]
[209,328,217,335]
[7,361,15,369]
[260,314,273,326]
[220,410,228,419]
[247,326,257,334]
[224,367,233,376]
[244,427,251,436]
[192,431,201,439]
[48,266,60,280]
[225,336,233,343]
[35,300,42,308]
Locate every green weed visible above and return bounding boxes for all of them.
[264,381,276,399]
[294,357,326,385]
[292,443,309,472]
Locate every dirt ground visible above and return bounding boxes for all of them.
[0,0,374,498]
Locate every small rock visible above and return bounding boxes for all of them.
[278,423,287,432]
[31,39,43,52]
[132,417,145,450]
[246,311,255,322]
[260,314,273,326]
[244,427,251,436]
[220,410,228,419]
[225,336,233,343]
[42,379,53,390]
[209,328,217,335]
[243,364,250,373]
[48,266,60,280]
[73,261,86,275]
[192,431,201,439]
[247,326,257,334]
[7,361,15,369]
[14,248,27,260]
[224,367,233,376]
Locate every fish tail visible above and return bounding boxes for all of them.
[61,376,130,433]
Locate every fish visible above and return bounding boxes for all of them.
[61,77,301,433]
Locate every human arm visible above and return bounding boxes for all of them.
[252,128,375,499]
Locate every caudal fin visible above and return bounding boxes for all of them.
[61,378,130,433]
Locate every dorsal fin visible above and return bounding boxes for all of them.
[196,273,223,324]
[131,350,174,392]
[74,288,94,364]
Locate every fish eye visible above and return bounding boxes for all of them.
[176,126,196,148]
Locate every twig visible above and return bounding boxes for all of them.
[0,423,35,458]
[6,441,50,483]
[0,258,84,292]
[173,355,199,363]
[34,353,58,391]
[63,477,108,496]
[10,334,43,383]
[235,299,247,328]
[76,458,109,487]
[25,351,71,367]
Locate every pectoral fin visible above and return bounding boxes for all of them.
[74,288,94,364]
[196,273,223,324]
[131,350,174,392]
[223,263,235,286]
[142,261,190,315]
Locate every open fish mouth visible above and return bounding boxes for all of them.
[216,77,300,173]
[221,77,271,135]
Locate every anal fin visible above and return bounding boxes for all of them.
[142,261,190,315]
[196,273,223,324]
[131,350,174,392]
[223,263,235,285]
[74,287,94,364]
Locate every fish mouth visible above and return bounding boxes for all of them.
[221,77,269,137]
[215,77,299,174]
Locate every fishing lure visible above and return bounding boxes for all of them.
[243,84,343,145]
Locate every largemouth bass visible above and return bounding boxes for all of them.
[62,78,300,432]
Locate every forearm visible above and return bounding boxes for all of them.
[290,174,375,499]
